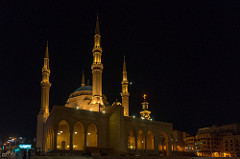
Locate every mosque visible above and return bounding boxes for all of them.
[36,18,173,156]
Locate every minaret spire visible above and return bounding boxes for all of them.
[45,41,49,58]
[95,14,100,35]
[90,16,104,110]
[36,41,51,151]
[41,41,51,118]
[93,16,101,51]
[121,56,130,116]
[81,70,85,87]
[95,15,100,35]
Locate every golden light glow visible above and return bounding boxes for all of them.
[137,130,145,150]
[73,122,84,150]
[147,131,154,150]
[128,129,136,150]
[57,120,70,150]
[158,132,169,156]
[223,152,231,157]
[143,94,147,100]
[86,124,98,147]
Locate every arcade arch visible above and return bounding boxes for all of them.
[137,129,145,150]
[57,120,70,150]
[86,123,98,147]
[147,130,154,150]
[158,132,169,156]
[73,122,85,150]
[128,128,136,150]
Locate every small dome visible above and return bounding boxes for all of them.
[75,86,92,92]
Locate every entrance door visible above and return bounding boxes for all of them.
[61,141,66,150]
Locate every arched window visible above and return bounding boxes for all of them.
[57,120,70,150]
[86,123,98,147]
[147,130,154,150]
[128,128,136,150]
[73,122,85,150]
[137,129,145,150]
[158,132,169,156]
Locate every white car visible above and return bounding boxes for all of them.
[2,153,8,158]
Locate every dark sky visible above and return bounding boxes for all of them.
[1,0,240,138]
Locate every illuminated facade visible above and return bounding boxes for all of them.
[183,124,240,157]
[36,18,173,156]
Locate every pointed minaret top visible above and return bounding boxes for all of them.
[45,41,49,58]
[123,56,127,72]
[95,15,100,35]
[81,70,85,87]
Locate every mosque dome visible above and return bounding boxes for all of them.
[65,84,109,109]
[74,85,92,92]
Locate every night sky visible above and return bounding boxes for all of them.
[1,0,240,138]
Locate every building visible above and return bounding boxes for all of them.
[183,133,195,153]
[222,134,240,157]
[171,130,185,155]
[36,18,173,156]
[183,124,240,157]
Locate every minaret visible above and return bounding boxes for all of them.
[36,42,51,151]
[81,70,85,87]
[121,56,130,116]
[90,16,104,110]
[140,94,151,120]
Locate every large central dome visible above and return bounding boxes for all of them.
[65,84,109,110]
[74,86,92,92]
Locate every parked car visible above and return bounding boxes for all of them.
[2,153,8,158]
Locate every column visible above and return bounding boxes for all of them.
[53,129,57,151]
[154,135,159,154]
[70,127,73,151]
[136,135,138,151]
[84,132,87,151]
[97,132,99,147]
[145,134,148,157]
